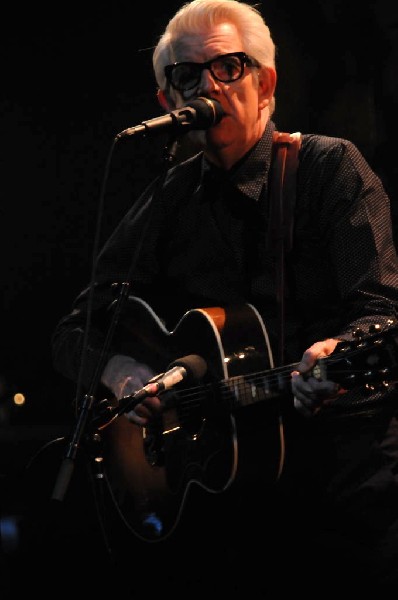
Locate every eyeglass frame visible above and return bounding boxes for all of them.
[164,51,260,92]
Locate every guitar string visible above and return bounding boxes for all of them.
[166,341,392,417]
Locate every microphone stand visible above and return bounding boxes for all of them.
[51,132,181,505]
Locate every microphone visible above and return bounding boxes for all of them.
[115,97,224,140]
[93,354,208,429]
[143,353,208,396]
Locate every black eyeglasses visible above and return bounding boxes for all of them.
[164,52,260,92]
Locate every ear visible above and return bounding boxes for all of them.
[257,66,277,111]
[157,88,177,111]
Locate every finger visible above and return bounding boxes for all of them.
[296,345,320,373]
[125,411,148,426]
[317,381,340,396]
[291,372,317,398]
[143,396,162,413]
[307,377,341,399]
[134,403,153,419]
[293,396,313,418]
[292,373,324,415]
[128,396,163,423]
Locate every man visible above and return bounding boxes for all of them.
[52,0,398,592]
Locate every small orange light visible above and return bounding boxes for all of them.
[13,393,26,406]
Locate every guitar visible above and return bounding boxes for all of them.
[94,296,398,543]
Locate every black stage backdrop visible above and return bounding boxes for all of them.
[1,0,397,584]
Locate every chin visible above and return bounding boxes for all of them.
[206,125,235,147]
[185,125,233,155]
[187,130,207,148]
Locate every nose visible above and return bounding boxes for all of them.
[197,67,220,95]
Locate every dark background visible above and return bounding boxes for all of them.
[1,0,397,564]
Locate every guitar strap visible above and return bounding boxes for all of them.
[268,130,302,366]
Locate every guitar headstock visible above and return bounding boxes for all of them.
[317,322,398,392]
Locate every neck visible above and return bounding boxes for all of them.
[204,118,268,171]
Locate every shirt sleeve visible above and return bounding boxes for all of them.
[302,136,398,337]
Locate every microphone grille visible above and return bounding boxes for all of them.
[169,354,208,380]
[189,97,225,129]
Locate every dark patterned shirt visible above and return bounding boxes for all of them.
[52,120,398,411]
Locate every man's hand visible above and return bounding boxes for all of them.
[101,354,162,426]
[291,338,343,417]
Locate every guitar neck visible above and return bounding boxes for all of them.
[215,362,299,411]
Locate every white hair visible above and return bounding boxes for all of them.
[153,0,276,113]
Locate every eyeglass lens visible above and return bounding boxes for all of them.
[169,53,246,91]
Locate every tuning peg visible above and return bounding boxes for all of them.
[368,323,382,334]
[378,381,391,391]
[363,383,376,394]
[364,381,390,394]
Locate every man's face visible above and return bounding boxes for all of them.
[167,22,274,163]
